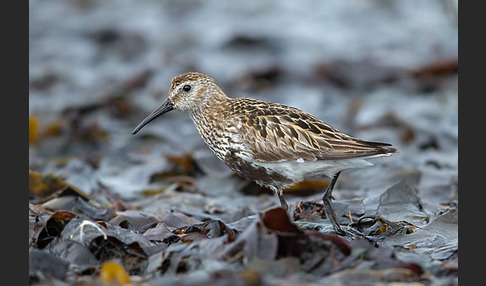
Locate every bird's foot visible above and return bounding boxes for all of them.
[354,214,416,238]
[332,226,347,236]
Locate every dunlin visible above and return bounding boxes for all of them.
[132,72,397,235]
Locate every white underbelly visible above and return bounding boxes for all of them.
[252,157,374,183]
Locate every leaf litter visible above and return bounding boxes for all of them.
[29,176,457,284]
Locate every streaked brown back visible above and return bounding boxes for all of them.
[228,98,397,162]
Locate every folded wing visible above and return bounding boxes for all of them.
[230,98,397,162]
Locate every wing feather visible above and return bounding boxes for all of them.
[228,98,397,162]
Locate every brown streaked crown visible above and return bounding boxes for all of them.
[166,72,224,113]
[170,72,214,91]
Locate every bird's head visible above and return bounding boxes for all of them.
[132,72,220,134]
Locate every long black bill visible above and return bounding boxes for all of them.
[132,98,174,134]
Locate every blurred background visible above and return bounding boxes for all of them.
[29,0,458,207]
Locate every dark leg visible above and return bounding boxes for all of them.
[268,186,289,211]
[278,192,289,210]
[322,172,345,235]
[270,186,289,210]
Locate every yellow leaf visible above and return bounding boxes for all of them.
[99,261,131,285]
[43,118,68,137]
[29,169,88,198]
[29,169,49,196]
[29,115,39,144]
[286,179,329,191]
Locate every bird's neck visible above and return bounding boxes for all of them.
[188,86,232,161]
[189,85,229,123]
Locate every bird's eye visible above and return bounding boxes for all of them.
[182,85,191,92]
